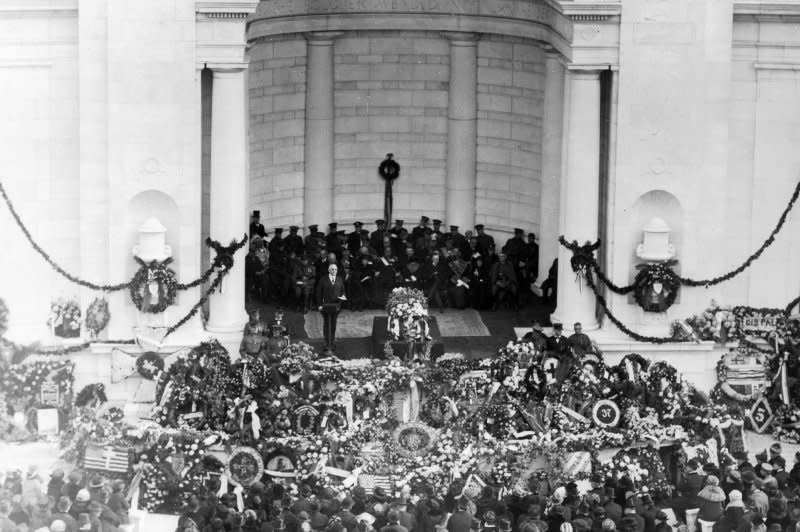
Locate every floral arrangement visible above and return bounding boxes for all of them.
[0,358,74,405]
[136,352,164,380]
[277,342,318,377]
[85,298,110,337]
[599,447,670,495]
[0,297,8,338]
[386,287,429,341]
[48,298,82,338]
[633,261,681,313]
[129,257,179,314]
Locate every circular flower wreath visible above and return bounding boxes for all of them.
[129,258,178,314]
[85,298,110,336]
[633,262,681,313]
[136,352,165,380]
[0,297,7,338]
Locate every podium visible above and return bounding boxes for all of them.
[370,316,445,359]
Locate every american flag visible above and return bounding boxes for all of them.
[84,444,130,474]
[357,474,393,494]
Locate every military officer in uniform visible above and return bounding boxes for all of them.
[268,228,284,256]
[305,224,323,255]
[370,219,387,255]
[475,224,495,258]
[348,221,365,255]
[284,225,304,257]
[411,216,430,242]
[326,222,342,258]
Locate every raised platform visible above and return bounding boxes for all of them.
[370,316,445,359]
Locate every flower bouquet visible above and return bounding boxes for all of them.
[277,342,318,381]
[386,287,430,342]
[48,298,82,338]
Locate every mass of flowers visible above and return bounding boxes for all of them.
[386,287,429,341]
[47,297,82,338]
[52,334,762,513]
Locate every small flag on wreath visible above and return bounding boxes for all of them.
[84,444,130,474]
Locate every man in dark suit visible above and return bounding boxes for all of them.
[316,264,346,352]
[250,211,266,239]
[326,223,342,258]
[546,323,570,356]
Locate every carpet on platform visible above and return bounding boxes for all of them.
[304,308,490,339]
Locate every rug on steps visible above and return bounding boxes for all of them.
[304,309,490,339]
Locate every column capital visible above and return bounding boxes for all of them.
[441,31,480,45]
[304,31,344,45]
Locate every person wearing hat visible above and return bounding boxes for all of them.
[502,228,526,276]
[474,224,494,258]
[522,320,548,351]
[306,224,324,254]
[285,225,305,256]
[250,210,266,239]
[69,489,91,521]
[412,216,431,241]
[765,484,788,529]
[480,511,497,532]
[369,220,387,255]
[546,323,570,356]
[697,475,726,529]
[348,222,365,255]
[430,219,443,241]
[758,462,777,489]
[444,225,466,255]
[309,501,330,532]
[389,219,405,241]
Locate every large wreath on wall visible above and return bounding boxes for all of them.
[130,257,178,314]
[633,261,680,313]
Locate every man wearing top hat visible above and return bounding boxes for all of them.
[348,222,365,255]
[371,219,387,255]
[250,211,266,239]
[285,225,304,257]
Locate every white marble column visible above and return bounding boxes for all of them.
[552,69,602,330]
[303,32,340,229]
[207,68,248,334]
[538,49,566,284]
[444,32,478,230]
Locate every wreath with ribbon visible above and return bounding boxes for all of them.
[130,257,179,314]
[564,239,601,277]
[633,261,680,313]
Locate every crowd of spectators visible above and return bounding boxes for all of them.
[4,443,800,532]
